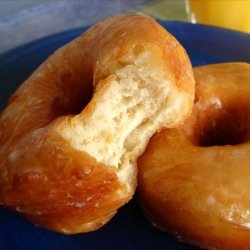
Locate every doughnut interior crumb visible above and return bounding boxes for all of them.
[58,45,191,188]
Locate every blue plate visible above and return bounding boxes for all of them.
[0,21,249,250]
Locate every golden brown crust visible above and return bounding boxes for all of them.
[138,62,250,249]
[1,128,129,233]
[0,14,194,233]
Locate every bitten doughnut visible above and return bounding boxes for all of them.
[138,62,250,249]
[0,14,194,234]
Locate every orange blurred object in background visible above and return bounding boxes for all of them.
[186,0,250,33]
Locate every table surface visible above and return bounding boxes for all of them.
[0,0,187,54]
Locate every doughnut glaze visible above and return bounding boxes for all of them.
[138,63,250,249]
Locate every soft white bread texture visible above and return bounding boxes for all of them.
[59,45,193,189]
[0,14,195,234]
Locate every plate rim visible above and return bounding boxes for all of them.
[0,20,249,69]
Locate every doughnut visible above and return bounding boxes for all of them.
[0,14,195,234]
[138,62,250,249]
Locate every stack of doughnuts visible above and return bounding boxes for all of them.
[0,13,249,250]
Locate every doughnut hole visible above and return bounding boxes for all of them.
[50,73,94,117]
[197,104,250,147]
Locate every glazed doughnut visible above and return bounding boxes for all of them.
[138,62,250,249]
[0,14,194,234]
